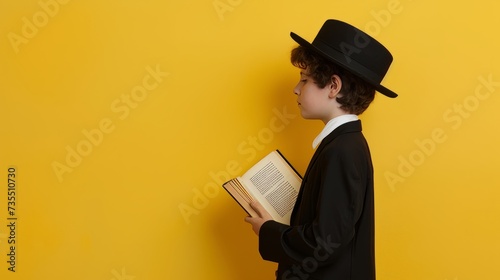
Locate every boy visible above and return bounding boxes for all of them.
[245,19,398,280]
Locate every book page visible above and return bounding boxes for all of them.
[240,151,302,225]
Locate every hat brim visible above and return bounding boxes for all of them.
[290,32,398,98]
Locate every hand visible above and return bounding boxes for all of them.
[244,201,273,236]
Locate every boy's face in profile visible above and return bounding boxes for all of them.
[293,69,339,123]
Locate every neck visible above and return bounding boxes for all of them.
[322,110,351,125]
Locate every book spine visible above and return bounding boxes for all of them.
[276,149,303,179]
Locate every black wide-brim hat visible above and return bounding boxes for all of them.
[291,19,398,98]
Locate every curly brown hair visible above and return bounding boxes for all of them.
[291,46,376,115]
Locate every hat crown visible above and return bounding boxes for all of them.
[290,19,397,97]
[312,20,392,83]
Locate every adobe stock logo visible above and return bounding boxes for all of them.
[212,0,244,21]
[51,65,169,183]
[340,0,409,63]
[111,267,135,280]
[282,235,340,279]
[385,74,499,191]
[179,106,296,224]
[7,0,71,54]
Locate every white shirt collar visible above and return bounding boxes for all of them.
[312,114,359,149]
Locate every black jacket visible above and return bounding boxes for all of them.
[259,120,375,280]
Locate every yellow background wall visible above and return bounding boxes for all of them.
[1,0,499,279]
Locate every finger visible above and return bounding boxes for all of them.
[244,216,257,223]
[249,201,265,216]
[250,201,273,220]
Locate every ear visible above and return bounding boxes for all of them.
[328,75,342,98]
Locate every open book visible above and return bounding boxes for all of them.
[222,150,302,225]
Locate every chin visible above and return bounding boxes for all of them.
[300,113,315,120]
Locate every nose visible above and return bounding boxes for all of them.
[293,83,301,96]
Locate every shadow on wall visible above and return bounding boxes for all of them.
[208,62,294,279]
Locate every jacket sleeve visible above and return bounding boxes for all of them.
[258,140,370,266]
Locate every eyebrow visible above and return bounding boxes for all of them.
[300,71,310,76]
